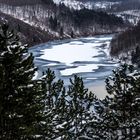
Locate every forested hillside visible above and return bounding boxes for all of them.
[0,0,125,45]
[110,22,140,66]
[59,0,140,25]
[77,0,140,12]
[0,12,58,46]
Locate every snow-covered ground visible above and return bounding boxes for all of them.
[53,0,120,10]
[53,0,93,10]
[30,34,119,87]
[93,1,120,9]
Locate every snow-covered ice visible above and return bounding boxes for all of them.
[39,42,101,65]
[60,64,99,76]
[29,34,119,86]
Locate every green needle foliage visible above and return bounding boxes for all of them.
[0,24,45,139]
[41,72,98,139]
[95,64,140,140]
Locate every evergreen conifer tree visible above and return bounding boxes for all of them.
[41,72,98,139]
[41,69,66,139]
[0,24,45,139]
[66,75,97,139]
[97,64,140,139]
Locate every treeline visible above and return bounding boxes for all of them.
[0,24,140,139]
[110,22,140,66]
[0,0,125,40]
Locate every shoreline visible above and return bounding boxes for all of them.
[30,32,117,48]
[30,34,117,100]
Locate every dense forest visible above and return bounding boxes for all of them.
[0,0,125,45]
[110,22,140,66]
[75,0,140,25]
[0,24,140,139]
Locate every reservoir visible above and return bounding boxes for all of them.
[29,34,119,98]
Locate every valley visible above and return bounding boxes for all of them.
[0,0,125,46]
[0,1,140,139]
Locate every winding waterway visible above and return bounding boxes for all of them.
[29,34,119,98]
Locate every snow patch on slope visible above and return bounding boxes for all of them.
[53,0,92,10]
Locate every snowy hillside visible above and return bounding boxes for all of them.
[53,0,140,25]
[53,0,120,10]
[0,0,124,44]
[53,0,92,9]
[93,1,120,9]
[116,10,140,25]
[0,4,59,37]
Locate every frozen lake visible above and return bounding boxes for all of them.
[29,34,119,89]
